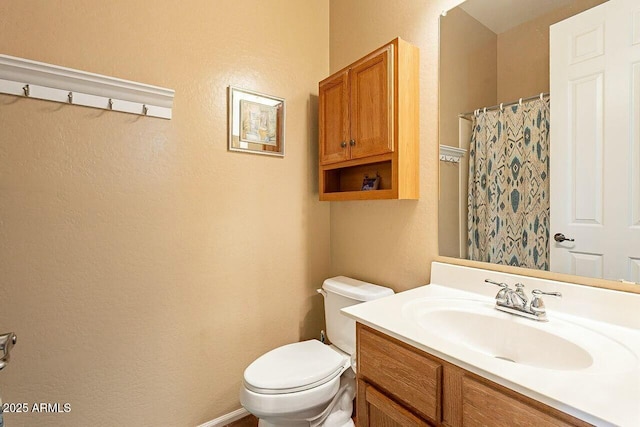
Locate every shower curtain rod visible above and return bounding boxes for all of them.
[458,92,550,119]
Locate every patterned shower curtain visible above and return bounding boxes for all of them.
[467,98,550,270]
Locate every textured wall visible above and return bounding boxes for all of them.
[497,0,607,101]
[328,0,463,291]
[329,0,639,296]
[438,6,497,258]
[0,1,329,425]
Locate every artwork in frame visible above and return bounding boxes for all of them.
[228,86,285,157]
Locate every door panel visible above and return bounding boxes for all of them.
[319,71,350,165]
[550,0,640,281]
[349,46,393,160]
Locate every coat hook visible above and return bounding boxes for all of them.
[68,92,73,104]
[108,98,113,110]
[23,84,30,97]
[142,104,148,116]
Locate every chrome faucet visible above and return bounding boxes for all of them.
[0,332,17,370]
[510,283,528,309]
[484,279,561,321]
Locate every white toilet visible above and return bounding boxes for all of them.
[240,276,394,427]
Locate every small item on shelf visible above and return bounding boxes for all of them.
[362,173,381,191]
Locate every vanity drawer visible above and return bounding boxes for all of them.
[360,379,432,427]
[461,376,592,427]
[357,324,442,422]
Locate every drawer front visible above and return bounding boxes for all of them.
[358,324,442,422]
[462,376,591,427]
[364,381,432,427]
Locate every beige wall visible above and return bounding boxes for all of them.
[497,0,607,101]
[328,0,638,296]
[438,7,497,259]
[329,0,463,291]
[0,1,329,426]
[439,8,497,150]
[438,162,462,258]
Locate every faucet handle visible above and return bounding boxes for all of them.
[531,289,562,298]
[484,279,509,304]
[484,279,509,288]
[0,332,17,371]
[530,290,562,319]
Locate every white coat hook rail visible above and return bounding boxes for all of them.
[0,54,174,119]
[439,145,467,164]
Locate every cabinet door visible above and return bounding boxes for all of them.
[319,70,350,165]
[358,324,441,422]
[349,45,393,160]
[359,380,432,427]
[462,376,588,427]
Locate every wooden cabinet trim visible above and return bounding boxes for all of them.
[366,383,432,427]
[358,324,442,423]
[318,37,418,201]
[319,70,350,165]
[356,323,593,427]
[349,45,393,159]
[461,375,592,427]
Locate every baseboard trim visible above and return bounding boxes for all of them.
[197,408,250,427]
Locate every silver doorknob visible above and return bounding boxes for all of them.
[340,141,347,148]
[554,233,575,242]
[349,139,356,146]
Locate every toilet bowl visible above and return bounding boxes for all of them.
[239,276,394,426]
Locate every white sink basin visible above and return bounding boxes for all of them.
[402,298,638,373]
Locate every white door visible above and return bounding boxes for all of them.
[550,0,640,281]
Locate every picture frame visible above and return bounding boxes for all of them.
[228,86,285,157]
[362,174,381,191]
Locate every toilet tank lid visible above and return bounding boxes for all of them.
[322,276,394,302]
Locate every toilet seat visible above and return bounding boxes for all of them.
[244,340,348,395]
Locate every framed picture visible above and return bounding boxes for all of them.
[228,86,285,157]
[362,174,380,191]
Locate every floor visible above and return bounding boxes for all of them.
[225,414,258,427]
[225,414,357,426]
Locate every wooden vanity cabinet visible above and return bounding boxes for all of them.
[356,324,592,427]
[318,38,419,201]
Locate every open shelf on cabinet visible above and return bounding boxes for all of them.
[320,160,395,201]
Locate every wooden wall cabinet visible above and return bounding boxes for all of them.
[356,324,592,427]
[318,38,419,201]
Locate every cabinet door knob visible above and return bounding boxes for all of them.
[340,141,347,148]
[349,139,356,146]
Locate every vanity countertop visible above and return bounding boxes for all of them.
[341,262,640,427]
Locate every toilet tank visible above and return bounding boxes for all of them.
[320,276,394,355]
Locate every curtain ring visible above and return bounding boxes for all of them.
[518,98,523,106]
[483,107,487,114]
[540,92,544,101]
[499,103,504,112]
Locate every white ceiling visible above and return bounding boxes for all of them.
[458,0,574,34]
